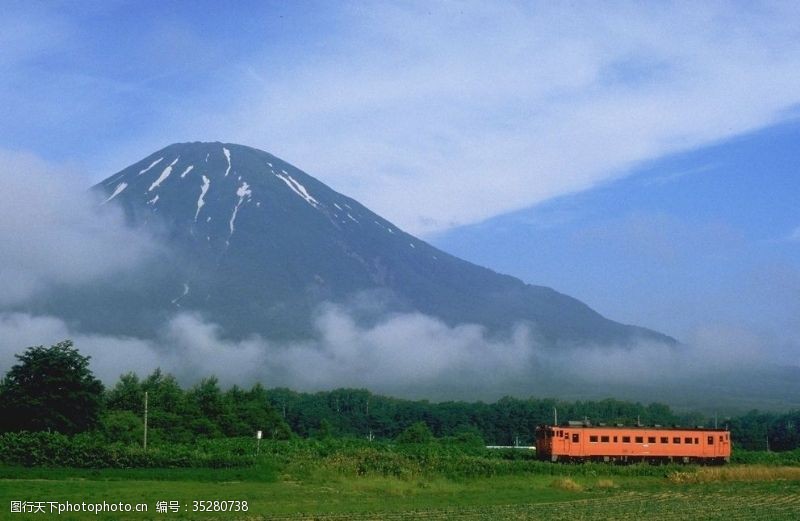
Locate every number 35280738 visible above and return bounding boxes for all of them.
[192,500,249,512]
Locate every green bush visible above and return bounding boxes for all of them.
[0,432,255,468]
[731,448,800,466]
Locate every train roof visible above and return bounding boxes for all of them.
[538,424,728,432]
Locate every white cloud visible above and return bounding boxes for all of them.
[0,149,159,305]
[3,4,799,236]
[0,308,534,393]
[178,2,800,235]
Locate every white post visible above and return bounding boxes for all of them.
[256,430,262,455]
[143,391,148,452]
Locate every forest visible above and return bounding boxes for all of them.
[1,341,798,457]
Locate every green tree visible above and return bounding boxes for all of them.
[106,372,143,413]
[396,421,433,444]
[224,384,292,439]
[0,340,104,434]
[314,418,334,440]
[142,369,190,443]
[185,377,228,438]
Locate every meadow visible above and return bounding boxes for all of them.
[2,441,799,520]
[2,350,799,519]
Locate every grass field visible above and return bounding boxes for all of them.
[1,465,799,520]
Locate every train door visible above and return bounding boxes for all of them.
[547,428,567,461]
[702,433,715,457]
[566,430,581,457]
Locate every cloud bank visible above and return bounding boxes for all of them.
[0,149,159,305]
[0,304,788,405]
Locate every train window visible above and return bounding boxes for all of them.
[685,437,692,444]
[613,436,618,442]
[720,435,724,442]
[622,436,630,443]
[661,437,669,444]
[635,436,643,443]
[572,434,579,443]
[694,438,699,444]
[648,436,656,443]
[601,435,610,443]
[708,436,714,445]
[590,435,598,443]
[673,437,681,444]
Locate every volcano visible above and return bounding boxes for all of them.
[35,142,674,346]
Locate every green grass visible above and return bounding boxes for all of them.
[1,465,798,520]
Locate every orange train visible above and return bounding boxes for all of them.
[535,424,731,464]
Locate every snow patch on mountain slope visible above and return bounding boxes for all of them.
[171,283,189,306]
[228,182,251,239]
[149,157,180,191]
[275,172,319,207]
[102,182,128,204]
[236,182,252,199]
[195,175,211,221]
[180,165,194,178]
[137,157,163,176]
[223,147,232,177]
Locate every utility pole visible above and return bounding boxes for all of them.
[553,407,558,426]
[143,391,149,452]
[366,398,371,442]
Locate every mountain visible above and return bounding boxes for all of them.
[41,142,675,346]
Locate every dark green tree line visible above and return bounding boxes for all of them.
[1,340,799,451]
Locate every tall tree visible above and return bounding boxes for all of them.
[0,340,104,434]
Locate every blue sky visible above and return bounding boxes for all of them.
[1,1,799,358]
[436,120,800,346]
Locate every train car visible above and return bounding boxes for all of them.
[535,424,731,464]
